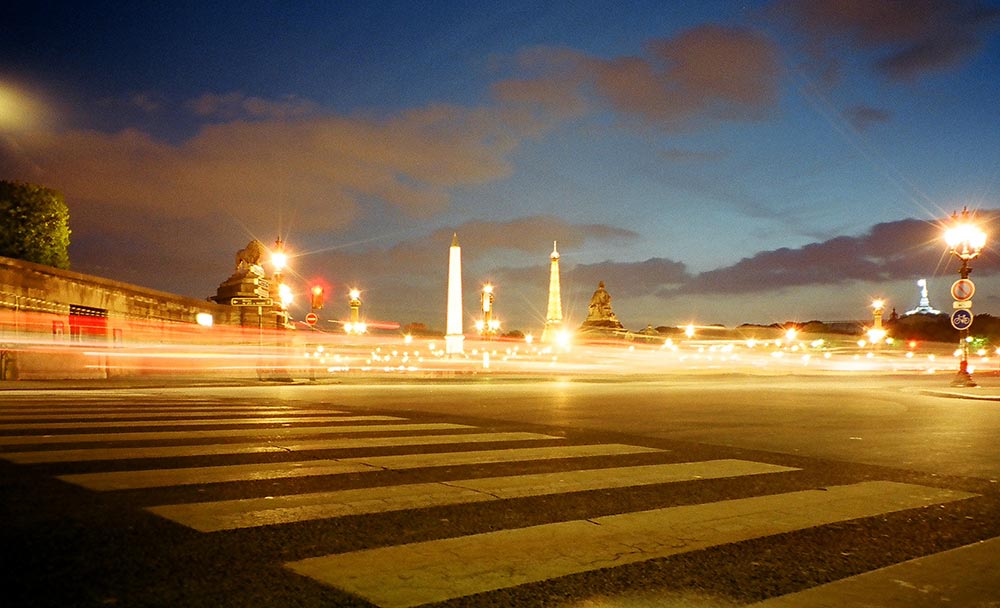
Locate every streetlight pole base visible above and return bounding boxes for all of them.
[950,369,977,388]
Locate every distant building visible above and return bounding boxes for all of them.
[904,279,941,315]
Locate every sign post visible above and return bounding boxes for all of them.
[230,297,273,307]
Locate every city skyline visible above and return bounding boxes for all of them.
[2,1,999,331]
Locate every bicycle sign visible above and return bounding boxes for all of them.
[951,308,973,331]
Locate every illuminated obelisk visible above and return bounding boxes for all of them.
[541,241,563,343]
[445,233,464,355]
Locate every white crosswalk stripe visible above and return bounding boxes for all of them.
[0,421,474,445]
[59,443,664,490]
[148,460,796,532]
[0,415,404,430]
[286,481,976,608]
[0,403,984,608]
[0,431,561,463]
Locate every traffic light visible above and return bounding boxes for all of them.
[310,285,324,310]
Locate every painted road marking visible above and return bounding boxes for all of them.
[286,481,978,608]
[1,431,561,463]
[149,460,796,532]
[0,415,403,430]
[61,443,665,490]
[0,422,473,445]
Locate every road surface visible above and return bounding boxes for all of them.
[2,373,998,607]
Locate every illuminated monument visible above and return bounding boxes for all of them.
[579,281,624,333]
[904,279,941,315]
[445,233,464,354]
[541,241,562,343]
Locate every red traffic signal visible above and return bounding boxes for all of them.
[310,285,324,310]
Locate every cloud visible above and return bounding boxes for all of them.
[186,92,321,121]
[128,92,163,113]
[0,98,555,234]
[1,22,787,245]
[776,0,1000,80]
[496,26,782,131]
[565,258,690,298]
[677,214,1000,296]
[309,216,637,280]
[68,200,235,297]
[659,148,727,163]
[844,104,891,131]
[493,76,579,112]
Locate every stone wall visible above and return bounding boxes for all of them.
[0,255,243,380]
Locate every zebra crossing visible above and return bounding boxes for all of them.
[0,398,983,607]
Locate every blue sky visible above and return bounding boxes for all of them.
[2,0,1000,332]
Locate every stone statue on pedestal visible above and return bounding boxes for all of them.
[235,239,266,273]
[212,239,270,304]
[579,281,624,332]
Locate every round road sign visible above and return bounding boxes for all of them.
[305,312,318,326]
[951,279,975,301]
[951,308,973,330]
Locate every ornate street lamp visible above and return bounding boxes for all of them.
[270,238,287,281]
[270,238,291,328]
[944,207,986,387]
[480,284,496,338]
[278,283,293,308]
[345,288,365,334]
[867,299,887,345]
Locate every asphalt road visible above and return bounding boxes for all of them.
[2,373,999,607]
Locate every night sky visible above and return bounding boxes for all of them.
[2,1,999,332]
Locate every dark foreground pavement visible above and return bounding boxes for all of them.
[2,373,999,607]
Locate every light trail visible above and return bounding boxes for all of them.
[0,308,986,380]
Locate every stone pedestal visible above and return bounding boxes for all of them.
[211,239,280,329]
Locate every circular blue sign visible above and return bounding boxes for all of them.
[951,309,973,330]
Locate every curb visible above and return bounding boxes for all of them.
[918,389,1000,402]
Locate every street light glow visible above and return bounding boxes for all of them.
[271,252,287,272]
[278,283,292,307]
[944,208,986,259]
[271,238,287,273]
[945,224,987,256]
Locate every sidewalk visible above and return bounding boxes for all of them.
[918,388,1000,401]
[751,536,1000,607]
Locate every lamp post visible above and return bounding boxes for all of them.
[868,299,887,345]
[480,284,497,339]
[270,238,291,329]
[271,238,286,285]
[944,207,986,387]
[345,288,365,334]
[871,300,884,329]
